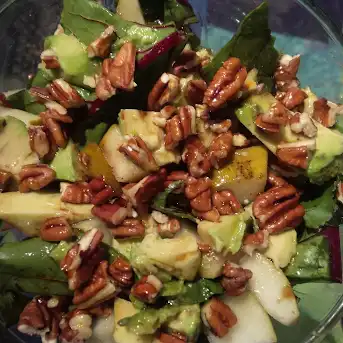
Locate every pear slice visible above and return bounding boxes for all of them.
[240,252,299,326]
[205,292,277,343]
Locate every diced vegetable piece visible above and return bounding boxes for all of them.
[199,250,225,279]
[0,107,38,126]
[116,0,145,24]
[86,313,115,343]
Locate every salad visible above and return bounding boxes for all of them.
[0,0,342,342]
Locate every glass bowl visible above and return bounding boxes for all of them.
[0,0,342,342]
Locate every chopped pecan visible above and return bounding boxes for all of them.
[221,263,252,296]
[209,119,232,133]
[312,98,337,127]
[110,218,145,238]
[281,87,307,110]
[212,190,241,215]
[158,332,187,343]
[164,170,189,189]
[19,164,56,193]
[185,176,212,212]
[148,73,180,111]
[61,182,93,204]
[261,102,289,125]
[186,79,207,106]
[194,208,220,222]
[109,257,133,287]
[92,198,132,225]
[243,230,269,256]
[88,26,115,58]
[41,49,60,69]
[267,171,288,188]
[274,54,300,92]
[95,76,116,101]
[87,302,113,317]
[40,109,73,148]
[198,242,212,253]
[253,184,305,233]
[255,114,280,133]
[157,218,181,238]
[48,79,85,109]
[202,297,237,337]
[119,136,158,172]
[0,170,12,193]
[204,57,247,110]
[208,132,233,169]
[40,217,73,242]
[289,112,317,137]
[171,49,199,76]
[131,275,162,303]
[232,133,250,147]
[28,126,51,159]
[196,48,213,67]
[88,177,116,205]
[182,136,211,177]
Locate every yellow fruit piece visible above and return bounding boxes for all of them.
[212,146,268,203]
[83,143,122,195]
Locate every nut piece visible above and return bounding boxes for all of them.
[28,126,51,159]
[261,102,289,125]
[186,79,207,106]
[289,112,317,137]
[208,132,233,169]
[0,170,12,193]
[185,176,212,212]
[165,105,196,150]
[281,87,307,110]
[253,184,305,233]
[171,49,199,76]
[92,198,132,225]
[61,182,93,204]
[40,217,73,242]
[19,164,56,193]
[243,230,269,256]
[267,171,288,188]
[88,26,115,58]
[202,297,237,338]
[255,114,280,133]
[110,218,145,238]
[158,218,181,238]
[204,57,247,110]
[274,54,300,92]
[312,98,337,127]
[131,275,162,303]
[148,73,180,111]
[221,263,253,296]
[158,332,187,343]
[95,76,116,101]
[212,190,241,215]
[88,177,116,205]
[164,170,189,189]
[194,207,220,222]
[276,145,310,169]
[209,119,232,133]
[119,136,158,172]
[182,136,211,177]
[109,257,133,287]
[41,49,60,69]
[232,133,250,148]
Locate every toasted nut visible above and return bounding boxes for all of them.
[0,170,12,193]
[95,76,116,101]
[89,177,116,205]
[92,198,132,225]
[131,275,162,303]
[202,297,237,337]
[41,49,60,69]
[255,114,280,133]
[110,218,145,238]
[243,230,269,256]
[253,184,305,233]
[158,218,181,238]
[148,73,180,111]
[204,57,247,110]
[193,207,220,222]
[171,49,199,76]
[185,176,212,212]
[267,171,288,187]
[221,263,252,296]
[40,217,73,242]
[164,170,189,189]
[88,26,115,58]
[109,257,133,287]
[289,112,317,137]
[19,164,56,193]
[261,102,289,125]
[212,190,241,215]
[209,119,232,133]
[275,54,300,92]
[281,87,307,110]
[61,182,93,204]
[186,79,207,106]
[232,133,250,147]
[28,126,51,159]
[119,136,158,172]
[158,332,187,343]
[312,98,337,127]
[208,132,233,169]
[198,242,212,253]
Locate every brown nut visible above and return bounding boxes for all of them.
[164,170,189,189]
[171,49,199,76]
[193,207,220,222]
[0,170,12,193]
[19,164,56,193]
[110,218,145,239]
[61,182,93,204]
[182,136,211,177]
[119,136,158,172]
[267,171,288,188]
[158,332,187,343]
[40,217,73,242]
[212,190,241,215]
[198,242,212,254]
[221,263,252,296]
[276,146,309,169]
[157,218,181,238]
[28,126,51,159]
[92,198,131,225]
[312,98,336,127]
[203,297,237,338]
[88,177,116,205]
[208,132,233,169]
[109,257,133,287]
[243,230,269,256]
[165,105,196,150]
[95,76,116,101]
[232,133,250,148]
[275,55,300,83]
[41,49,60,69]
[185,176,212,212]
[204,57,247,110]
[255,114,280,133]
[289,112,317,137]
[148,73,180,111]
[88,26,115,58]
[108,42,136,90]
[209,119,232,134]
[261,101,289,125]
[131,275,162,303]
[253,184,305,233]
[281,87,307,110]
[186,79,207,106]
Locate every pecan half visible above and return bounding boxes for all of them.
[88,26,115,58]
[202,297,237,338]
[157,218,181,238]
[267,171,288,188]
[212,190,241,215]
[92,198,132,225]
[208,132,233,169]
[253,184,305,233]
[40,217,73,242]
[185,176,212,212]
[19,164,56,193]
[28,126,51,159]
[209,119,232,133]
[95,76,116,101]
[61,182,93,204]
[182,136,211,177]
[289,112,317,137]
[274,54,300,92]
[243,230,269,256]
[148,73,180,111]
[312,98,336,127]
[88,177,116,205]
[41,49,60,69]
[158,332,187,343]
[281,87,307,110]
[0,170,12,193]
[110,218,145,238]
[119,136,158,172]
[255,114,280,133]
[131,275,162,303]
[40,109,73,148]
[261,102,289,125]
[186,79,207,106]
[204,57,247,110]
[109,257,133,287]
[221,263,252,296]
[165,105,196,150]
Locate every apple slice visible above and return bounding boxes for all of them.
[205,292,277,343]
[240,252,299,326]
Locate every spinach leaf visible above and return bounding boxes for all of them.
[302,183,337,229]
[161,280,185,297]
[73,86,97,102]
[164,0,197,26]
[3,90,26,110]
[202,1,278,90]
[152,181,197,222]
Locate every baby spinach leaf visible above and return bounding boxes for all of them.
[164,0,197,26]
[161,280,185,297]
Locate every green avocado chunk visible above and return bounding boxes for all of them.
[50,140,85,182]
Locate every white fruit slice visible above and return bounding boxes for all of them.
[86,313,115,343]
[205,292,277,343]
[240,252,299,326]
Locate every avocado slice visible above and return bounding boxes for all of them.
[50,140,85,182]
[0,192,93,236]
[0,116,39,177]
[0,107,38,126]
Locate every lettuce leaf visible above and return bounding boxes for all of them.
[164,0,197,26]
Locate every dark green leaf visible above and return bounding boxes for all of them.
[152,181,197,222]
[4,90,26,110]
[164,0,197,26]
[0,231,19,245]
[302,183,337,229]
[73,86,97,102]
[161,280,184,297]
[202,1,278,90]
[30,68,60,88]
